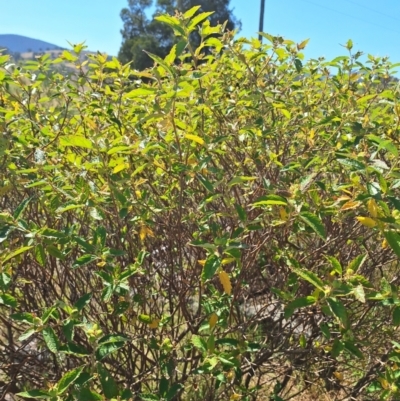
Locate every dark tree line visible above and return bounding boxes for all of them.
[118,0,240,70]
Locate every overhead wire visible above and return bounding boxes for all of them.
[341,0,400,24]
[297,0,400,35]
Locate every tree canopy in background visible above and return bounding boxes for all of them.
[118,0,240,70]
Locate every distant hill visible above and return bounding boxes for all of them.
[0,34,64,54]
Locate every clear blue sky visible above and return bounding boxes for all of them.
[1,0,400,64]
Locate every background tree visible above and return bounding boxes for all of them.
[118,0,240,70]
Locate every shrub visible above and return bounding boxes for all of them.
[1,8,400,401]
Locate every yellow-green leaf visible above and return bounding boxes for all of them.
[3,246,33,263]
[184,134,204,145]
[228,176,257,186]
[209,313,218,329]
[252,195,287,206]
[297,38,310,50]
[299,212,326,240]
[60,135,92,149]
[384,231,400,259]
[341,200,361,210]
[367,198,378,218]
[126,88,156,97]
[113,163,129,174]
[218,270,232,295]
[356,216,377,228]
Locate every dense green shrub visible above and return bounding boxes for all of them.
[2,8,400,400]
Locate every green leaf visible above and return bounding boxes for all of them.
[60,135,92,149]
[76,388,103,401]
[203,37,224,52]
[289,260,325,291]
[384,231,400,259]
[393,306,400,326]
[300,172,318,192]
[346,39,353,50]
[380,140,398,157]
[184,133,204,145]
[61,50,78,61]
[326,256,342,275]
[138,314,152,324]
[62,321,75,342]
[320,323,331,339]
[34,244,46,267]
[294,58,303,73]
[356,94,377,104]
[347,254,367,273]
[175,39,187,57]
[344,341,364,358]
[353,285,366,303]
[96,340,127,361]
[73,236,96,253]
[144,51,176,77]
[47,245,65,260]
[228,176,257,186]
[41,228,67,238]
[126,87,156,97]
[97,364,119,399]
[388,196,400,212]
[327,297,349,329]
[299,212,326,240]
[121,389,134,401]
[41,305,57,324]
[56,204,85,214]
[96,226,107,248]
[139,394,159,401]
[73,254,97,268]
[166,383,183,401]
[97,334,129,344]
[284,296,316,319]
[337,158,366,171]
[201,255,220,281]
[13,197,32,220]
[197,174,214,192]
[159,376,169,397]
[252,194,288,206]
[331,338,344,358]
[299,333,306,348]
[19,328,36,342]
[43,326,60,353]
[0,224,13,243]
[3,246,33,263]
[16,390,52,399]
[57,365,84,394]
[297,38,310,50]
[154,14,185,36]
[191,335,207,352]
[0,293,17,308]
[234,203,247,222]
[188,12,214,31]
[215,338,240,347]
[218,356,236,368]
[74,293,92,311]
[59,342,90,356]
[183,5,201,19]
[0,272,10,290]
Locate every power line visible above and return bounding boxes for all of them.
[342,0,400,24]
[298,0,400,35]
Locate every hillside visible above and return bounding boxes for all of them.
[0,34,64,53]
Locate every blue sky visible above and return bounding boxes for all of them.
[1,0,400,64]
